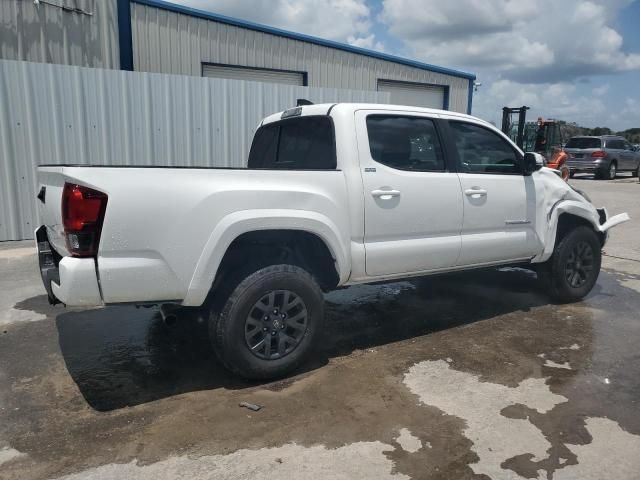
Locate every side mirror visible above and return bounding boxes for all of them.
[524,152,545,175]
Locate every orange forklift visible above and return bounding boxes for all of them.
[501,106,569,180]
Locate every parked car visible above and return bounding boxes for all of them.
[565,135,640,179]
[35,103,629,379]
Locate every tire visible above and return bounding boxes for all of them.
[633,165,639,178]
[539,226,602,303]
[569,170,575,179]
[210,264,324,379]
[607,161,617,180]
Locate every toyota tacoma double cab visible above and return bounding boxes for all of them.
[35,103,629,379]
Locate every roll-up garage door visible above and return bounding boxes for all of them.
[202,64,305,86]
[378,80,446,109]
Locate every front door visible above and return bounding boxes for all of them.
[446,120,542,266]
[356,110,463,277]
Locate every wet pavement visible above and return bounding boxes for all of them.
[1,176,639,479]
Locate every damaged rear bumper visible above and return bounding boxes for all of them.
[35,226,103,306]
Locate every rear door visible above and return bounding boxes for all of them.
[445,120,542,266]
[356,110,463,277]
[621,141,637,170]
[605,138,626,170]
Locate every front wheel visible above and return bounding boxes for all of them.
[210,264,324,379]
[538,226,602,303]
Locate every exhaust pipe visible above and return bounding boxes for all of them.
[160,304,179,326]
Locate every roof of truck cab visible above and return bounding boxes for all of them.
[261,103,489,127]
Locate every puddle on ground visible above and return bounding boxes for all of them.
[404,359,640,480]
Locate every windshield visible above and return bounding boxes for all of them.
[565,137,601,149]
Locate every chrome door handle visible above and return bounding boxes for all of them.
[371,189,401,199]
[464,188,487,196]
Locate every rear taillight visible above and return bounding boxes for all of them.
[591,150,607,158]
[62,183,108,257]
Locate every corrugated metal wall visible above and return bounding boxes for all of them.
[0,0,120,69]
[130,2,470,113]
[0,59,389,241]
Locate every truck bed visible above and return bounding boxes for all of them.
[36,165,350,306]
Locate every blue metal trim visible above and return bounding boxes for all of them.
[467,79,474,114]
[117,0,134,70]
[131,0,476,81]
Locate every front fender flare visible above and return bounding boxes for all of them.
[182,209,350,306]
[533,200,602,263]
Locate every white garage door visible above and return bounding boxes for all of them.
[378,80,446,109]
[202,64,305,86]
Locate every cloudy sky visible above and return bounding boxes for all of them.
[174,0,640,130]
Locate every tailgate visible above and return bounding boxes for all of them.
[36,166,69,256]
[565,148,598,160]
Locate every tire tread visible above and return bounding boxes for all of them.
[210,264,323,379]
[541,226,601,303]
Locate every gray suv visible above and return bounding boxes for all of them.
[565,135,640,180]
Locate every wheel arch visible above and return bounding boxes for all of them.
[182,209,350,306]
[554,212,605,246]
[535,201,604,263]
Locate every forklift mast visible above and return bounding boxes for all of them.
[501,106,530,150]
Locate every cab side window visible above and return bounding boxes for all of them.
[449,121,522,174]
[366,115,445,172]
[606,139,624,150]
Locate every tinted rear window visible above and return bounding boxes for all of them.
[248,116,336,169]
[565,137,602,149]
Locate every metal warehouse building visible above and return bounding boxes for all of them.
[0,0,475,241]
[1,0,475,112]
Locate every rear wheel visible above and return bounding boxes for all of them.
[210,264,324,379]
[538,226,601,303]
[569,170,575,179]
[633,165,639,178]
[607,161,617,180]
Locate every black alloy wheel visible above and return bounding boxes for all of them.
[245,290,308,360]
[564,241,594,288]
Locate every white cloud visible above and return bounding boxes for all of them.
[472,77,609,128]
[380,0,537,41]
[347,34,386,51]
[592,84,610,96]
[616,97,640,128]
[381,0,640,83]
[168,0,638,128]
[381,0,639,128]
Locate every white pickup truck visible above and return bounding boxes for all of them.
[35,103,629,379]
